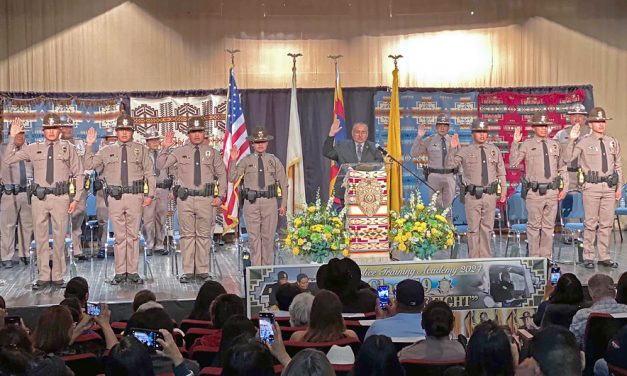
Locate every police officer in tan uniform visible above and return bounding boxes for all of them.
[410,113,459,211]
[4,115,84,289]
[447,119,506,258]
[142,129,173,256]
[566,107,621,269]
[95,128,117,258]
[553,103,590,190]
[157,117,226,283]
[85,115,156,284]
[510,112,568,259]
[229,127,288,266]
[0,126,33,268]
[60,116,89,261]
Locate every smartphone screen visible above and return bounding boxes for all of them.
[550,266,561,286]
[129,328,164,351]
[377,286,390,309]
[259,312,275,344]
[86,302,101,316]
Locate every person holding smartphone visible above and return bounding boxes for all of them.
[365,279,426,340]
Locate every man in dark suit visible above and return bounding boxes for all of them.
[323,119,384,204]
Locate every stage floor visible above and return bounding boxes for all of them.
[0,234,625,309]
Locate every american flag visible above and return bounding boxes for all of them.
[222,67,250,231]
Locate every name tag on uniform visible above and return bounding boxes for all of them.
[110,154,115,157]
[36,151,42,154]
[182,155,188,159]
[248,164,253,167]
[531,148,537,151]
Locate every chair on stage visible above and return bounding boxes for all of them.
[504,190,528,257]
[400,358,465,376]
[557,190,585,265]
[613,183,627,242]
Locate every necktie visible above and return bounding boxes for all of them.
[153,150,160,176]
[258,154,266,189]
[194,146,201,186]
[46,143,54,184]
[19,160,27,186]
[542,140,551,179]
[600,138,608,173]
[480,146,488,186]
[121,144,129,186]
[441,136,447,168]
[357,144,363,162]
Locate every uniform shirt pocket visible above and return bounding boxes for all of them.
[104,154,120,167]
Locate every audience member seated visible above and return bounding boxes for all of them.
[398,300,465,361]
[222,338,276,376]
[60,297,83,324]
[353,335,405,376]
[289,292,314,327]
[532,273,584,329]
[316,258,376,313]
[569,274,627,346]
[187,281,226,321]
[132,289,158,313]
[126,307,200,374]
[516,326,582,376]
[0,326,73,376]
[446,321,515,376]
[281,348,335,376]
[276,283,303,312]
[33,306,94,357]
[365,279,426,340]
[64,277,89,311]
[215,315,257,367]
[290,290,358,342]
[616,271,627,305]
[190,293,245,350]
[106,330,194,376]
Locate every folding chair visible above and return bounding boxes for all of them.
[613,183,627,242]
[557,190,585,265]
[504,191,528,257]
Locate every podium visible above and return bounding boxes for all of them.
[340,163,390,263]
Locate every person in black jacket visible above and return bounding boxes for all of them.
[533,273,584,328]
[323,119,384,205]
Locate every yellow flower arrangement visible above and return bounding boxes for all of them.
[389,191,455,259]
[286,190,351,263]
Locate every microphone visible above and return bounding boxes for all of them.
[375,143,388,156]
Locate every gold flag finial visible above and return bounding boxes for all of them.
[388,54,403,69]
[226,49,240,65]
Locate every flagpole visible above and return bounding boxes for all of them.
[327,54,343,201]
[287,52,302,214]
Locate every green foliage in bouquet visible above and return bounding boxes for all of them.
[389,191,455,259]
[286,190,351,263]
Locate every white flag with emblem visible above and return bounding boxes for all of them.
[286,66,306,214]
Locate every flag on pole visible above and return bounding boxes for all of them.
[222,67,251,231]
[286,66,306,214]
[329,63,346,203]
[387,66,403,212]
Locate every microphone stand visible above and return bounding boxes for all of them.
[378,148,436,193]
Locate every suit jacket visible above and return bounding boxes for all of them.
[322,136,384,201]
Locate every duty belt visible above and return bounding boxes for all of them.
[567,167,579,172]
[463,181,499,199]
[241,184,280,204]
[2,184,27,195]
[32,182,70,200]
[156,177,174,190]
[173,183,218,201]
[425,167,459,175]
[106,180,145,200]
[584,171,619,187]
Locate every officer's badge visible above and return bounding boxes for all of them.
[61,145,67,154]
[610,140,616,149]
[491,149,496,158]
[551,144,558,152]
[122,119,129,126]
[134,148,140,157]
[205,150,211,158]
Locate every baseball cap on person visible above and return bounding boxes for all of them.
[395,279,425,307]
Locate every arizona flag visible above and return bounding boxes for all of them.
[222,67,251,231]
[286,65,306,214]
[387,66,403,212]
[329,64,346,202]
